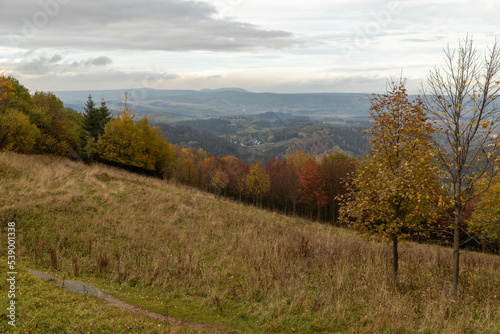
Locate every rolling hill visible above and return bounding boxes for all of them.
[1,152,499,333]
[53,88,373,121]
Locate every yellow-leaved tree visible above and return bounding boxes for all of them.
[469,175,500,248]
[32,91,71,156]
[210,167,229,196]
[0,76,15,110]
[0,109,40,153]
[97,106,143,167]
[0,77,80,156]
[340,80,439,282]
[136,117,175,178]
[97,95,174,178]
[244,162,270,207]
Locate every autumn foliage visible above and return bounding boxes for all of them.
[299,160,328,219]
[97,105,175,178]
[0,76,82,157]
[244,162,271,206]
[340,80,439,280]
[2,74,499,256]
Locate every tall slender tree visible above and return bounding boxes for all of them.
[423,36,500,298]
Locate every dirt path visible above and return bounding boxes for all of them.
[27,269,225,333]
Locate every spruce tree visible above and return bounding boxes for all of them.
[98,98,112,133]
[82,95,112,161]
[83,94,100,141]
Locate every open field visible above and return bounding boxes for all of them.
[1,152,499,333]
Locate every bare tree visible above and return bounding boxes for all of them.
[424,36,500,298]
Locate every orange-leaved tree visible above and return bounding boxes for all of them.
[299,160,328,220]
[267,158,299,215]
[210,167,229,196]
[221,155,249,202]
[319,153,356,224]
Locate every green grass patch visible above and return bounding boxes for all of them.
[0,259,209,333]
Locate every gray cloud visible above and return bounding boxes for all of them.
[81,56,113,67]
[89,56,112,66]
[1,0,296,51]
[11,69,180,92]
[400,37,444,43]
[14,54,113,75]
[16,56,53,75]
[49,54,62,63]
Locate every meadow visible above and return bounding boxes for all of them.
[1,152,499,333]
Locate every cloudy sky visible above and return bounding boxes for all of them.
[0,0,499,93]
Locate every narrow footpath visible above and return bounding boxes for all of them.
[28,269,225,333]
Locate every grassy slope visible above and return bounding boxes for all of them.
[0,261,208,333]
[0,152,499,333]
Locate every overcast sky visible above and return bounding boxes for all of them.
[0,0,499,93]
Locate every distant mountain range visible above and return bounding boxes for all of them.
[54,88,373,122]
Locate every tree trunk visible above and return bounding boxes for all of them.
[392,236,398,284]
[451,202,461,299]
[331,201,337,225]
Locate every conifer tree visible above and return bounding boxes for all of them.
[98,98,112,131]
[83,95,100,141]
[82,95,112,161]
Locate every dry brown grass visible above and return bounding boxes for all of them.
[1,152,499,333]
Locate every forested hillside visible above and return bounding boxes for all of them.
[157,123,257,162]
[160,116,370,161]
